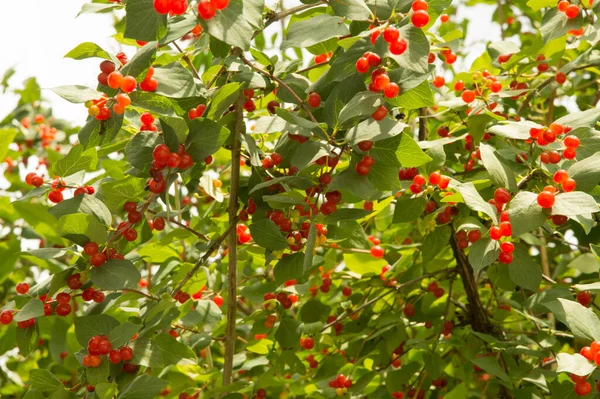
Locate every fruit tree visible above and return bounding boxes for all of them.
[2,0,600,398]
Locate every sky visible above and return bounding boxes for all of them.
[0,1,498,124]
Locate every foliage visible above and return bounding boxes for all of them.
[2,0,600,398]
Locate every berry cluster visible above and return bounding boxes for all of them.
[454,229,482,249]
[529,122,579,159]
[328,374,352,395]
[187,103,207,119]
[557,0,580,18]
[263,290,298,310]
[426,280,445,298]
[153,0,188,15]
[356,155,375,176]
[83,335,133,369]
[410,0,431,28]
[197,0,229,20]
[305,353,319,369]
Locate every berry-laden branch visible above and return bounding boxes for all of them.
[171,217,239,298]
[222,89,244,388]
[238,54,323,129]
[320,268,455,332]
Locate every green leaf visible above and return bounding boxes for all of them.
[555,108,600,129]
[74,315,120,346]
[330,0,372,20]
[206,83,243,120]
[553,192,598,217]
[86,358,109,386]
[329,169,379,201]
[567,253,599,274]
[545,299,600,341]
[125,131,161,171]
[283,15,350,50]
[299,299,331,323]
[479,143,517,191]
[16,323,38,357]
[79,114,124,149]
[100,177,147,213]
[346,117,408,145]
[250,176,313,194]
[393,196,427,223]
[540,9,585,42]
[159,14,198,45]
[507,191,548,237]
[275,318,301,350]
[108,322,141,348]
[29,370,63,393]
[53,145,98,177]
[48,192,112,227]
[185,118,231,163]
[153,63,201,98]
[386,25,429,74]
[180,300,222,327]
[198,0,264,51]
[471,356,509,382]
[0,129,17,162]
[556,353,597,376]
[344,252,387,275]
[338,91,384,126]
[454,182,498,224]
[290,141,330,170]
[129,91,176,115]
[95,383,118,399]
[325,208,372,223]
[274,253,304,286]
[152,333,198,365]
[57,213,108,246]
[370,133,432,168]
[422,226,451,264]
[391,80,434,110]
[124,0,168,42]
[527,0,556,11]
[247,339,273,355]
[64,42,116,62]
[14,299,44,322]
[509,244,542,291]
[249,219,289,250]
[91,259,141,290]
[23,390,45,399]
[488,121,542,140]
[119,375,168,399]
[468,238,500,273]
[568,152,600,192]
[369,161,402,191]
[50,85,103,103]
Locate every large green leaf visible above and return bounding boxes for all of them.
[57,213,108,246]
[198,0,264,50]
[153,63,201,98]
[125,131,161,171]
[185,118,231,163]
[74,315,120,346]
[119,375,168,399]
[64,42,117,63]
[248,219,289,250]
[274,253,305,286]
[90,259,141,290]
[556,353,597,376]
[29,370,62,393]
[100,176,147,213]
[568,152,600,192]
[283,14,350,50]
[330,0,372,20]
[507,191,547,237]
[479,143,517,191]
[50,86,103,104]
[48,195,112,227]
[53,145,98,177]
[124,0,168,42]
[14,299,44,322]
[545,299,600,341]
[553,192,598,217]
[508,244,542,291]
[468,238,500,273]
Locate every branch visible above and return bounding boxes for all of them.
[171,218,238,297]
[173,42,201,80]
[262,1,326,32]
[418,108,428,141]
[320,269,455,332]
[239,54,322,128]
[449,234,493,334]
[147,209,209,241]
[222,89,244,388]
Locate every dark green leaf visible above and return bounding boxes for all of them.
[249,219,289,250]
[90,260,141,290]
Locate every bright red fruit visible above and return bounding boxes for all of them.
[16,283,29,295]
[383,26,400,43]
[536,191,555,208]
[411,10,430,28]
[307,92,321,108]
[370,245,385,258]
[198,0,217,19]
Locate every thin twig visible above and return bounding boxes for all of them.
[172,41,201,80]
[147,209,209,241]
[222,89,244,388]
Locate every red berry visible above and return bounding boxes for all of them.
[577,291,592,307]
[565,4,579,18]
[562,178,576,192]
[153,0,170,13]
[555,71,567,84]
[109,350,122,364]
[433,76,445,88]
[90,252,107,267]
[389,39,408,55]
[564,135,580,148]
[537,191,555,208]
[197,0,216,19]
[498,251,513,264]
[153,216,166,231]
[383,26,400,43]
[67,273,82,290]
[56,303,72,316]
[500,242,514,253]
[461,89,475,103]
[370,245,385,258]
[48,190,63,203]
[553,169,569,184]
[384,82,400,98]
[372,105,388,121]
[100,60,116,75]
[489,226,502,241]
[411,10,430,28]
[412,0,428,11]
[213,0,229,10]
[0,311,13,325]
[574,382,591,396]
[83,242,99,256]
[16,283,29,295]
[213,295,224,307]
[307,92,321,108]
[356,57,369,73]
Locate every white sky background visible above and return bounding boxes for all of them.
[0,0,498,124]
